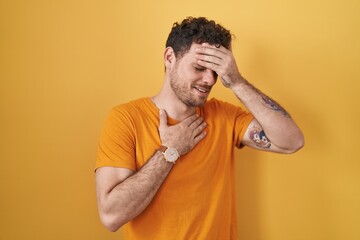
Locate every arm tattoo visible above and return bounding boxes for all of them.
[245,83,291,117]
[259,93,290,118]
[221,77,231,87]
[248,125,271,148]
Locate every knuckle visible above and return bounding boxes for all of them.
[196,118,203,125]
[189,115,197,122]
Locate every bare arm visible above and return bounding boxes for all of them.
[95,110,207,231]
[95,152,173,232]
[231,81,303,153]
[196,43,304,153]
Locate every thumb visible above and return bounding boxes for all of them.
[159,109,168,129]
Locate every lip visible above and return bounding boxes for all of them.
[193,85,211,97]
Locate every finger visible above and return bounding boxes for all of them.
[195,49,225,61]
[197,59,219,72]
[196,54,222,66]
[192,121,207,136]
[159,109,168,129]
[201,42,229,53]
[181,113,200,126]
[189,117,205,130]
[193,131,207,145]
[196,43,228,55]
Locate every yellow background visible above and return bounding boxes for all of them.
[1,0,359,239]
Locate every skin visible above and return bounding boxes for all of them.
[95,111,206,231]
[194,43,304,152]
[95,42,305,232]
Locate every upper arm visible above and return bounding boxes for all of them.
[241,118,288,153]
[95,167,134,205]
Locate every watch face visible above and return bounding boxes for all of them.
[164,148,179,162]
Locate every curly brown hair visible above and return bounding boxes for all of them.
[165,17,232,58]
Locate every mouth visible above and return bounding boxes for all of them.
[193,85,211,96]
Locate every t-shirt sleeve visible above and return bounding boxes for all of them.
[233,108,254,148]
[95,106,137,171]
[219,100,254,148]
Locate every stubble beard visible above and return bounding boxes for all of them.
[169,68,207,107]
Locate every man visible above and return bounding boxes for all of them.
[95,17,304,239]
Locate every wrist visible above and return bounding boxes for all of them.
[157,145,180,164]
[230,76,247,90]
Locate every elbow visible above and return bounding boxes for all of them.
[99,211,127,232]
[285,133,305,154]
[295,132,305,151]
[104,220,122,233]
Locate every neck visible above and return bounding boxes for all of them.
[152,93,197,121]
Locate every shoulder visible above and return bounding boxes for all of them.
[113,97,150,112]
[103,98,148,127]
[108,97,158,130]
[110,97,153,118]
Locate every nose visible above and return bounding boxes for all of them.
[202,69,217,86]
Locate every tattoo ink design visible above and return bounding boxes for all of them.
[249,126,271,148]
[248,84,291,118]
[260,94,289,117]
[220,77,231,87]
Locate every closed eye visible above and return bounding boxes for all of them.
[194,66,206,71]
[194,65,218,79]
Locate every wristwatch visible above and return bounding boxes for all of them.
[157,145,180,163]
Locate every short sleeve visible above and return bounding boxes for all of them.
[233,107,254,148]
[208,98,254,148]
[95,107,137,171]
[216,99,254,148]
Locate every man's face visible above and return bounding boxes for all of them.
[169,43,218,107]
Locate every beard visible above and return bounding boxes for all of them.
[169,68,209,107]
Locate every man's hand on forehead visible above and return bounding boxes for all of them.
[195,43,244,88]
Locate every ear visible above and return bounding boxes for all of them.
[164,47,176,69]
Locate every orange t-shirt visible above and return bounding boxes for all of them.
[96,97,254,240]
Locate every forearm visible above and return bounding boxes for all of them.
[232,77,304,152]
[194,43,303,152]
[100,151,173,231]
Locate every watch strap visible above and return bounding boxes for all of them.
[157,145,168,153]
